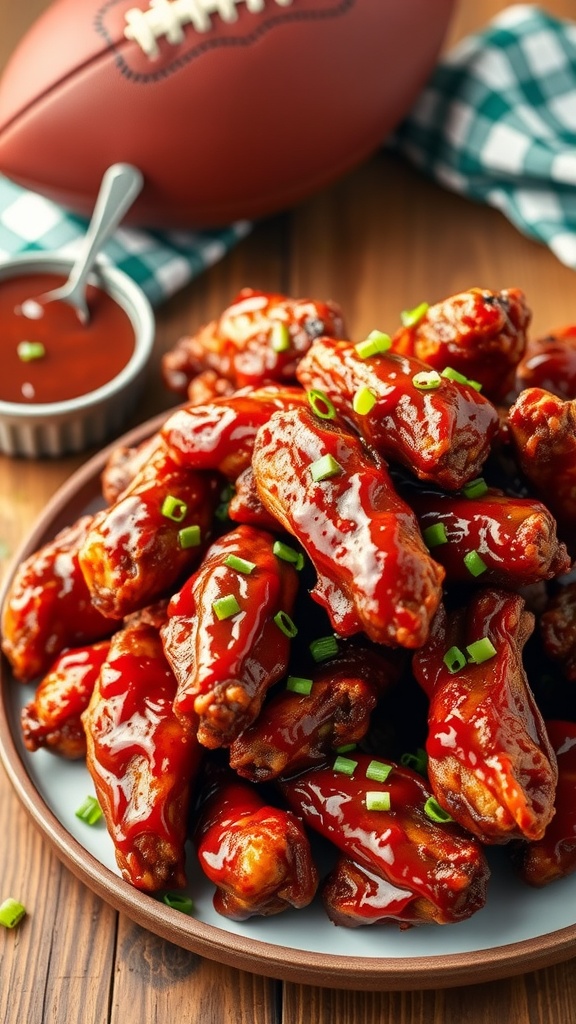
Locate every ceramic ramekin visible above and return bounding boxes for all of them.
[0,253,155,457]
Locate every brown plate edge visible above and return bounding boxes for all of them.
[1,411,575,992]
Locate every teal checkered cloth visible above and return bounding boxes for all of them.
[393,4,576,271]
[0,173,251,306]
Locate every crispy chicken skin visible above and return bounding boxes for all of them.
[413,590,558,845]
[296,337,499,490]
[161,287,346,396]
[21,640,110,759]
[194,768,318,920]
[391,287,530,403]
[1,515,116,683]
[82,617,202,891]
[251,406,444,648]
[78,439,220,619]
[162,525,300,748]
[281,754,489,926]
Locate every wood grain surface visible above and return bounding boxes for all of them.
[2,2,576,1022]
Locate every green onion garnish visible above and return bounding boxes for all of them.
[365,791,391,812]
[422,522,448,548]
[272,540,305,571]
[0,898,26,929]
[17,340,45,362]
[400,748,428,775]
[270,321,290,353]
[462,477,488,499]
[352,386,377,416]
[224,553,256,574]
[333,755,357,776]
[309,635,339,662]
[335,743,357,754]
[443,646,467,674]
[286,675,313,695]
[273,610,298,638]
[466,637,497,664]
[463,549,488,577]
[424,797,453,823]
[365,759,392,783]
[354,330,391,359]
[309,454,342,482]
[75,795,103,825]
[178,524,201,549]
[161,495,188,522]
[307,389,337,420]
[466,378,483,392]
[400,302,429,328]
[162,892,194,914]
[213,594,241,620]
[412,370,442,391]
[440,366,468,384]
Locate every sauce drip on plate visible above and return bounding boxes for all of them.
[0,273,135,404]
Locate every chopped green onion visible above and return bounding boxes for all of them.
[365,791,391,812]
[224,553,256,574]
[75,795,103,825]
[286,675,313,695]
[273,610,298,638]
[400,748,428,775]
[422,522,448,548]
[162,892,194,914]
[161,495,188,522]
[270,321,291,353]
[307,389,337,420]
[352,386,377,416]
[309,454,342,482]
[333,755,358,776]
[443,645,467,674]
[365,759,392,783]
[335,743,357,754]
[412,370,442,391]
[440,366,468,384]
[213,594,241,620]
[214,501,231,522]
[354,330,391,359]
[272,540,305,571]
[309,635,339,663]
[17,340,45,362]
[466,378,483,392]
[178,524,201,549]
[0,898,26,929]
[400,302,429,328]
[424,797,453,823]
[462,477,488,499]
[463,549,488,577]
[466,637,497,664]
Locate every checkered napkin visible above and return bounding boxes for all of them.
[393,4,576,271]
[0,173,251,306]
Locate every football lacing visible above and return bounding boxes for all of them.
[124,0,294,59]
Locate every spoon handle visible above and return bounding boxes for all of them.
[65,163,144,295]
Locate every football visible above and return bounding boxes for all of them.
[0,0,455,228]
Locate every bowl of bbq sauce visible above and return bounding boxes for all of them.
[0,253,155,457]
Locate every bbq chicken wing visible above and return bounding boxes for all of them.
[515,324,576,401]
[280,754,489,926]
[194,769,318,920]
[296,337,499,490]
[162,525,300,748]
[391,287,530,403]
[21,640,110,759]
[161,287,346,395]
[1,515,117,683]
[539,580,576,682]
[82,616,202,891]
[413,590,558,844]
[251,406,444,648]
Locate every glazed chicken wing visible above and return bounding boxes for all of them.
[413,590,558,844]
[251,406,444,648]
[515,324,576,401]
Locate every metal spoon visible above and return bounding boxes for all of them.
[21,163,144,324]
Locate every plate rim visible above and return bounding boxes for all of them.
[1,411,576,992]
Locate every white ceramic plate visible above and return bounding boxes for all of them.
[1,415,576,991]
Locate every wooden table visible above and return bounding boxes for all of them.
[2,1,576,1021]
